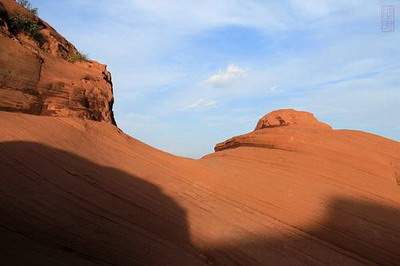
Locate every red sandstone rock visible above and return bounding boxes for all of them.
[255,109,331,130]
[0,0,116,124]
[1,109,399,265]
[215,109,331,152]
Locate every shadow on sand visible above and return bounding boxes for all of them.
[0,141,399,265]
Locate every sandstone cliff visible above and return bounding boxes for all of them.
[0,0,116,124]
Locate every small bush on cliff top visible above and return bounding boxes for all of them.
[8,1,44,45]
[67,51,89,63]
[8,15,45,45]
[16,0,38,16]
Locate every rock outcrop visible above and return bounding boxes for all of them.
[0,0,116,124]
[255,109,331,130]
[215,109,331,152]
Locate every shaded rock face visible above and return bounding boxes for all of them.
[0,0,116,125]
[215,109,331,152]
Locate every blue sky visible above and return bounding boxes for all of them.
[31,0,400,158]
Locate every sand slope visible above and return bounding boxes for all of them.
[1,110,399,265]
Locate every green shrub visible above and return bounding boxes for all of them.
[67,51,89,63]
[16,0,38,16]
[8,15,45,45]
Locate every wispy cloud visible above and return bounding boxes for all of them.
[267,85,279,93]
[206,64,247,88]
[181,98,218,110]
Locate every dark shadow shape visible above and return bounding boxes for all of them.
[0,141,206,265]
[1,141,400,265]
[204,198,400,265]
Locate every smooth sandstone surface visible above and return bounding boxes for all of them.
[0,110,399,265]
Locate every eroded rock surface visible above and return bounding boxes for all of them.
[0,0,116,124]
[215,109,331,152]
[255,109,331,130]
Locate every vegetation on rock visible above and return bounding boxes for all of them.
[8,14,45,45]
[4,0,45,46]
[67,51,89,63]
[16,0,38,16]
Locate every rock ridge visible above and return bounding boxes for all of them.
[215,109,332,152]
[255,109,331,130]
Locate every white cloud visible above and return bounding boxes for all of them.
[206,64,247,88]
[102,0,372,36]
[267,85,279,93]
[123,0,288,32]
[288,0,359,17]
[181,98,217,110]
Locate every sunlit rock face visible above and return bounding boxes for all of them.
[255,109,332,130]
[215,109,331,152]
[0,0,116,125]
